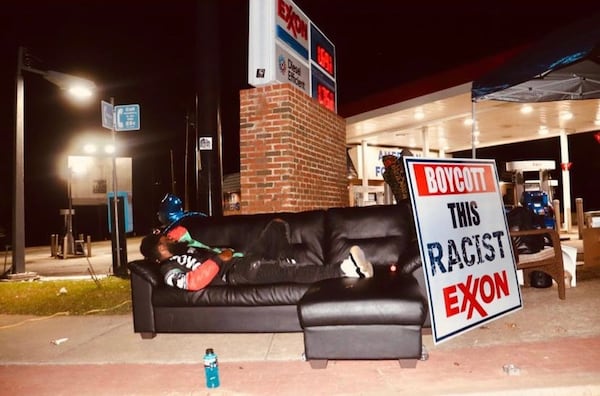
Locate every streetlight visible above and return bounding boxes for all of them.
[12,46,95,275]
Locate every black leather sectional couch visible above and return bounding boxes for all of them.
[128,203,428,365]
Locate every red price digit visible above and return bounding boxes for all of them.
[317,45,333,75]
[318,84,334,111]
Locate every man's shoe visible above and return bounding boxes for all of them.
[340,246,374,278]
[278,257,297,267]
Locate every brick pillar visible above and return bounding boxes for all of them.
[239,84,348,214]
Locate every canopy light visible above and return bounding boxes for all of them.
[520,105,533,114]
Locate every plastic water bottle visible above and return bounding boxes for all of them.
[203,348,220,388]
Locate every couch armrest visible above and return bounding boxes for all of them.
[128,259,163,286]
[129,269,157,335]
[397,243,422,275]
[396,244,430,328]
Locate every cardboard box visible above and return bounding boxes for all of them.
[584,211,600,228]
[583,227,600,268]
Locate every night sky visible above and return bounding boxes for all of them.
[2,1,600,246]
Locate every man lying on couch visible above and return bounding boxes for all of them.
[139,218,374,291]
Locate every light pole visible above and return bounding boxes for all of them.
[110,97,123,275]
[12,46,95,274]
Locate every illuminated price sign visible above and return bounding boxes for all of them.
[312,65,336,112]
[310,24,335,79]
[316,45,334,76]
[310,24,336,112]
[318,83,335,110]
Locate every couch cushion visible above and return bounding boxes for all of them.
[152,282,311,307]
[325,203,413,268]
[298,271,426,327]
[173,209,327,266]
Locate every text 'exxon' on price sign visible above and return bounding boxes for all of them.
[114,104,140,131]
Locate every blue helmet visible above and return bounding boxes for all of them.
[157,194,184,225]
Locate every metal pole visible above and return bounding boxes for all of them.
[471,100,477,159]
[215,104,224,216]
[170,149,176,194]
[559,130,572,232]
[110,97,121,274]
[195,93,200,210]
[12,47,26,274]
[65,167,75,255]
[184,114,190,211]
[361,140,369,205]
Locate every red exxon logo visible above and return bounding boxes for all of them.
[277,0,308,41]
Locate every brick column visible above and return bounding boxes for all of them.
[239,84,348,214]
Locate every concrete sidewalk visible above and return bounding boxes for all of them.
[1,278,600,395]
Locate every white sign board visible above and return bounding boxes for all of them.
[101,100,114,130]
[348,146,439,181]
[403,157,522,344]
[199,137,213,151]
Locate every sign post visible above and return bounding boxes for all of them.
[403,157,522,344]
[101,100,140,276]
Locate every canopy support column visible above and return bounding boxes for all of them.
[421,126,429,157]
[560,130,572,232]
[361,140,369,205]
[471,100,477,158]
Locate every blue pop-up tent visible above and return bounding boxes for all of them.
[470,13,600,231]
[472,13,600,103]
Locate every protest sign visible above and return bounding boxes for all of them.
[403,157,522,344]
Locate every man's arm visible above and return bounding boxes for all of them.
[164,259,219,291]
[167,226,244,257]
[164,250,234,291]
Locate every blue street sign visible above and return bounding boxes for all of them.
[114,104,141,131]
[101,100,114,130]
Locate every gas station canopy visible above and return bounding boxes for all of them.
[344,13,600,155]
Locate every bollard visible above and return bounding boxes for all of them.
[50,234,59,257]
[62,235,68,259]
[86,235,92,257]
[576,198,584,240]
[552,199,561,233]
